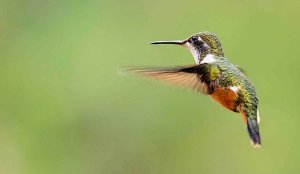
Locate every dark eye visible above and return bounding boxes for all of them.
[190,36,204,45]
[191,36,198,42]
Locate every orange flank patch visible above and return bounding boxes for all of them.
[240,110,247,124]
[210,86,239,112]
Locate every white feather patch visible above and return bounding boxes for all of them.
[257,109,260,124]
[229,86,241,93]
[184,42,200,64]
[201,54,216,64]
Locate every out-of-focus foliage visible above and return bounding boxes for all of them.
[0,0,299,173]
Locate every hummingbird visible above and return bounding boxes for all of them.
[128,32,261,147]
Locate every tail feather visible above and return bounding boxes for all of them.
[247,117,261,147]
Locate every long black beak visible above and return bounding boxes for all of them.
[150,40,186,45]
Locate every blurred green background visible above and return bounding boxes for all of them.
[0,0,299,173]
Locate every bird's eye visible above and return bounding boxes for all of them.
[191,36,198,42]
[190,36,204,45]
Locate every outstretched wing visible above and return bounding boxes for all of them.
[126,63,220,94]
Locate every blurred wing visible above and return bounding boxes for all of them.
[126,64,220,94]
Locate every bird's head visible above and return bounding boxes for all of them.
[151,32,224,64]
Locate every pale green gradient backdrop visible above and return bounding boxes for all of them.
[0,0,299,174]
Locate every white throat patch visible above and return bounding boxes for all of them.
[184,42,201,64]
[200,54,216,64]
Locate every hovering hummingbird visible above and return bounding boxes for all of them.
[128,32,261,147]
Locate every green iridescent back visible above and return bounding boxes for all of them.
[215,57,258,118]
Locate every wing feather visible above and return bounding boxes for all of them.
[125,64,220,94]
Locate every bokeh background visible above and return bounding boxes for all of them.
[0,0,300,173]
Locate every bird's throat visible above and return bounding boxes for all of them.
[184,42,209,64]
